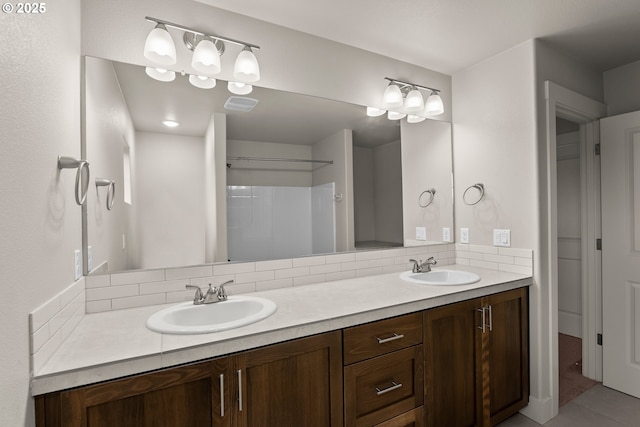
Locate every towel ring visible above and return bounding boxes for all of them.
[463,183,485,205]
[57,156,90,206]
[419,188,436,208]
[96,178,116,211]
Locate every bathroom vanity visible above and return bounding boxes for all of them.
[33,267,530,427]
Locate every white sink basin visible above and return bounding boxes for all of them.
[400,269,481,286]
[146,295,277,334]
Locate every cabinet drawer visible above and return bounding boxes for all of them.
[344,345,424,427]
[374,406,424,427]
[344,312,423,365]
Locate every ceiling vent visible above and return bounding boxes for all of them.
[224,96,259,112]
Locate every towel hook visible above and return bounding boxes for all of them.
[418,188,436,208]
[463,183,485,205]
[95,178,116,211]
[57,156,90,205]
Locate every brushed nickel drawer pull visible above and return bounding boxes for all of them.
[375,380,403,396]
[376,333,405,344]
[237,369,243,412]
[219,373,225,417]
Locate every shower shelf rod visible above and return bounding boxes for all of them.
[227,156,333,165]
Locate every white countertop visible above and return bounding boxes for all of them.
[31,265,532,395]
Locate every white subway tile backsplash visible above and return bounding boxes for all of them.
[309,263,342,275]
[484,254,515,265]
[111,269,165,286]
[381,248,406,258]
[292,255,326,267]
[293,274,325,286]
[340,260,370,271]
[255,259,293,271]
[356,267,384,277]
[140,279,189,295]
[165,265,213,280]
[355,250,383,261]
[275,266,310,279]
[112,293,166,311]
[236,270,275,284]
[499,263,533,275]
[85,274,110,289]
[470,259,499,270]
[469,244,499,255]
[498,247,533,258]
[86,284,139,301]
[213,262,255,276]
[325,252,356,264]
[326,270,356,281]
[86,299,111,313]
[515,257,533,267]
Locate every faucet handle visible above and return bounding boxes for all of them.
[217,279,233,301]
[185,285,204,304]
[409,259,421,273]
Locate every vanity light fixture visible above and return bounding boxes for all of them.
[228,81,253,95]
[145,67,176,82]
[144,23,177,65]
[373,77,445,122]
[189,74,217,89]
[144,16,261,86]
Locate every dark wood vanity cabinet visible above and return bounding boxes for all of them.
[35,331,343,427]
[35,287,528,427]
[423,287,529,427]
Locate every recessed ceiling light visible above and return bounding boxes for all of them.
[162,120,180,128]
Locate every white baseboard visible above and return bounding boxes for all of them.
[558,310,582,338]
[519,395,555,424]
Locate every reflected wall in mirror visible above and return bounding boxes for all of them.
[83,56,453,275]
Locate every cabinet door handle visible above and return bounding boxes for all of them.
[375,380,403,396]
[477,308,486,333]
[376,333,405,344]
[237,369,243,412]
[488,305,493,332]
[219,373,225,417]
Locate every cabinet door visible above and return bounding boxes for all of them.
[46,358,230,427]
[485,287,528,426]
[424,299,482,427]
[374,406,424,427]
[234,331,343,427]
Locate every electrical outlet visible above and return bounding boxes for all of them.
[74,249,82,280]
[442,227,451,242]
[416,227,427,241]
[493,229,511,247]
[460,228,470,244]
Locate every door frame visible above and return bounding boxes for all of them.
[544,81,607,408]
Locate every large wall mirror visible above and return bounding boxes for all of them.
[83,56,453,275]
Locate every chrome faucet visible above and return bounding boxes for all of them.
[186,280,232,305]
[409,257,437,273]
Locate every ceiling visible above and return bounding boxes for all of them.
[112,61,400,147]
[195,0,640,74]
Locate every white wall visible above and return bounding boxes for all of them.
[312,130,354,252]
[604,59,640,116]
[136,132,206,269]
[0,1,81,425]
[402,120,454,246]
[205,113,228,263]
[84,56,138,273]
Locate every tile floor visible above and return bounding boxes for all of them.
[498,384,640,426]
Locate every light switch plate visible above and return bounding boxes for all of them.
[416,227,427,241]
[74,249,82,280]
[460,228,470,244]
[493,229,511,247]
[442,227,451,242]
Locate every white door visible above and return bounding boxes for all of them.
[601,111,640,398]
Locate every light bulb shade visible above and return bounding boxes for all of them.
[233,46,260,83]
[425,92,444,115]
[407,114,426,124]
[144,24,177,65]
[387,111,407,120]
[192,37,221,75]
[382,84,403,109]
[189,74,216,89]
[228,81,253,95]
[145,67,176,82]
[404,88,424,113]
[366,106,386,117]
